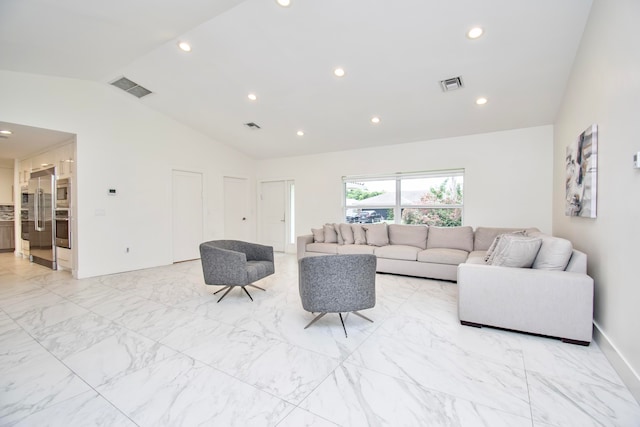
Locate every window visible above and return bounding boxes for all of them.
[343,170,464,227]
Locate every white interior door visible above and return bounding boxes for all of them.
[172,170,203,262]
[260,181,286,252]
[224,176,250,241]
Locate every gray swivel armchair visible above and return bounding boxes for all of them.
[298,254,376,337]
[199,240,274,303]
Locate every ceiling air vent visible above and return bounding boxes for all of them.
[440,76,464,92]
[110,76,153,98]
[244,122,261,130]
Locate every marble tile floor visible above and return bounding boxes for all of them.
[0,253,639,427]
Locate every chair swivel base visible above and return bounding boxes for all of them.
[303,311,373,338]
[213,284,266,303]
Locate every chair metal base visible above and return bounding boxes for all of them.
[213,284,266,303]
[303,311,373,338]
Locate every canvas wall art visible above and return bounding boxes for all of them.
[565,124,598,218]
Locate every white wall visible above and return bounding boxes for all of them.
[0,70,257,278]
[257,125,553,240]
[553,0,640,399]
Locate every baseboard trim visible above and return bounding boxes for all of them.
[593,321,640,405]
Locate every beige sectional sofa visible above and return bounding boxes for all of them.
[297,223,594,344]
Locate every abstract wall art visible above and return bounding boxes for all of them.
[565,124,598,218]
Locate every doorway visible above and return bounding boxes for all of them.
[259,180,295,253]
[223,176,250,241]
[172,170,203,262]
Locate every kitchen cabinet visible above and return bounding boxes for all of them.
[0,167,13,204]
[55,143,75,178]
[0,221,15,252]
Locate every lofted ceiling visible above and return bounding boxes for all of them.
[0,0,592,160]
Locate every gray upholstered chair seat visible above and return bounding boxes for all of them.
[298,254,376,337]
[200,240,274,302]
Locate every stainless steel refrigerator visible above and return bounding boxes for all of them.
[28,167,57,269]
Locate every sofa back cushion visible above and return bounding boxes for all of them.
[363,223,389,246]
[388,224,428,249]
[426,226,474,252]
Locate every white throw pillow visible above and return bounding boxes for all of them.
[351,224,367,245]
[484,230,526,262]
[311,228,324,243]
[339,223,355,244]
[487,234,542,268]
[363,223,389,247]
[323,224,338,244]
[528,232,574,270]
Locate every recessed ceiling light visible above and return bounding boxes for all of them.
[247,93,257,101]
[0,130,12,135]
[178,41,192,52]
[371,116,381,124]
[476,97,488,105]
[296,130,304,136]
[467,27,484,39]
[333,67,346,78]
[276,0,291,7]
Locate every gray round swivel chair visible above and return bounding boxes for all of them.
[199,240,274,302]
[298,254,376,337]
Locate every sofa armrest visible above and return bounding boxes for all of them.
[297,234,314,259]
[458,263,594,342]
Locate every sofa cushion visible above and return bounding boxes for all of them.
[426,226,474,252]
[337,244,375,255]
[527,231,574,271]
[323,224,338,244]
[363,223,389,246]
[339,223,355,245]
[311,228,324,243]
[306,242,338,254]
[352,224,367,245]
[474,227,529,251]
[486,235,542,268]
[375,245,421,261]
[388,224,428,249]
[418,248,469,265]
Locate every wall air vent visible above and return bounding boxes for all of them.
[244,122,261,130]
[440,76,464,92]
[110,76,153,98]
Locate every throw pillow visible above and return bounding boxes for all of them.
[352,224,367,245]
[487,234,543,268]
[484,230,528,262]
[339,223,355,244]
[323,224,338,244]
[333,223,344,245]
[311,228,324,243]
[363,223,389,247]
[526,231,574,270]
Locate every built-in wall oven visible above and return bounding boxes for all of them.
[55,209,71,249]
[56,178,71,209]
